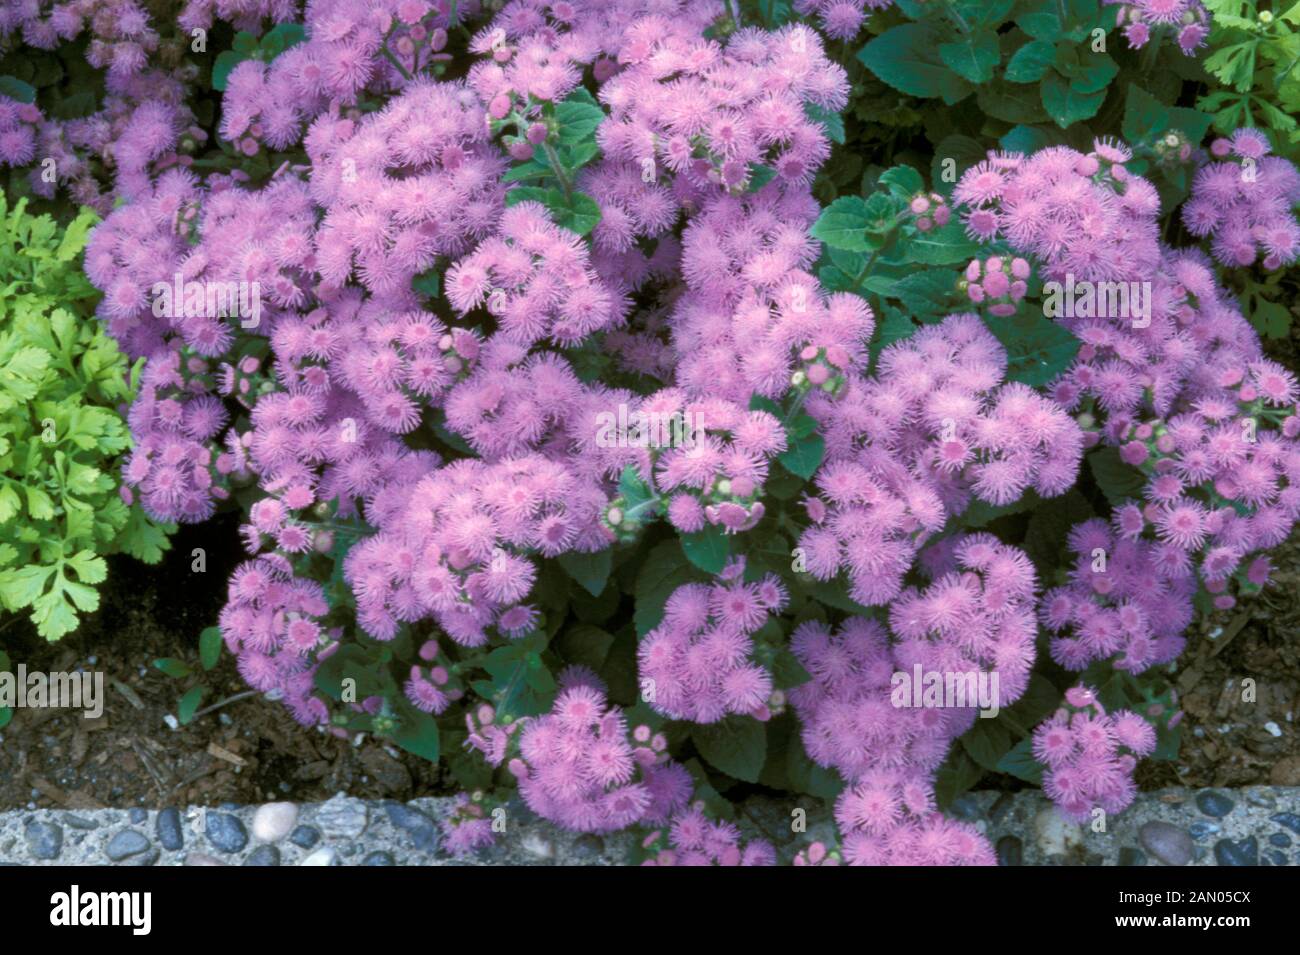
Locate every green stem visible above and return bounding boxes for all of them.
[541,141,573,199]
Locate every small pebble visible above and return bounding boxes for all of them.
[1033,807,1082,856]
[289,825,320,849]
[156,807,184,851]
[184,852,226,866]
[384,803,439,853]
[1265,849,1288,866]
[1139,821,1194,866]
[1271,812,1300,837]
[301,847,337,866]
[105,830,150,862]
[129,808,147,825]
[521,831,555,860]
[63,814,99,831]
[362,851,395,866]
[24,821,63,861]
[1264,722,1283,738]
[1195,790,1234,818]
[1269,831,1292,848]
[316,794,368,840]
[1214,836,1259,867]
[205,812,249,854]
[244,845,281,867]
[252,803,298,844]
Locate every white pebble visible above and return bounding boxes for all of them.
[1264,721,1283,738]
[162,714,180,731]
[252,802,299,843]
[1034,806,1082,856]
[301,847,337,866]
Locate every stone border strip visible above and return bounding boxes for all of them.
[1,788,1296,866]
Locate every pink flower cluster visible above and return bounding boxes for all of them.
[792,0,893,41]
[638,564,788,722]
[1041,518,1196,673]
[446,200,628,347]
[1183,129,1300,270]
[673,187,873,403]
[0,94,39,166]
[120,349,233,522]
[344,454,609,644]
[640,805,776,866]
[835,771,996,865]
[503,683,693,834]
[799,314,1082,604]
[1108,0,1212,56]
[956,140,1163,283]
[306,78,506,300]
[1048,247,1261,422]
[1033,686,1157,822]
[218,554,332,726]
[962,254,1031,317]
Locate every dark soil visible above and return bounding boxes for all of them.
[0,515,443,811]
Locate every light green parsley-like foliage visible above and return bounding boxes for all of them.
[0,190,174,640]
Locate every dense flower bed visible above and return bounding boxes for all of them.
[2,0,1299,865]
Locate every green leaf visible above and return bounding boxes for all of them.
[177,686,204,725]
[1041,71,1105,127]
[1121,83,1171,145]
[681,526,730,575]
[555,88,606,145]
[785,730,844,799]
[557,624,615,671]
[392,705,441,762]
[411,267,440,299]
[978,80,1052,124]
[877,165,925,200]
[938,30,1001,84]
[65,550,107,585]
[1087,447,1146,506]
[211,50,246,92]
[153,658,191,679]
[0,76,37,103]
[857,24,973,104]
[693,716,767,783]
[771,648,812,690]
[635,541,702,636]
[995,738,1045,784]
[260,22,306,58]
[1065,53,1117,95]
[962,718,1014,771]
[810,196,874,252]
[934,747,984,808]
[984,311,1080,386]
[778,434,825,480]
[902,220,982,265]
[199,626,223,671]
[557,549,613,597]
[804,102,845,145]
[1005,40,1056,83]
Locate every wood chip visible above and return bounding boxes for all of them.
[1210,609,1253,658]
[69,729,88,768]
[206,742,247,767]
[111,679,145,710]
[27,774,69,805]
[65,789,106,810]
